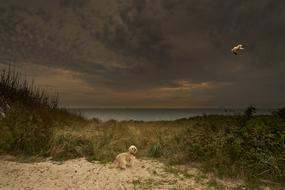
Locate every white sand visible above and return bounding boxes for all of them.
[0,158,242,190]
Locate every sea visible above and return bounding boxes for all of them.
[67,108,274,121]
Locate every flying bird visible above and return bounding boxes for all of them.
[231,44,245,55]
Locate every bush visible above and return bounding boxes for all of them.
[179,115,285,182]
[273,107,285,122]
[244,105,256,118]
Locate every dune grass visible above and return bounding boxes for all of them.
[0,66,86,155]
[49,116,285,184]
[0,66,58,108]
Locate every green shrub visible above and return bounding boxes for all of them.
[148,143,163,158]
[244,105,256,119]
[179,115,285,182]
[273,108,285,122]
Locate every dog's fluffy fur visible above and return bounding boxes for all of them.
[114,145,137,169]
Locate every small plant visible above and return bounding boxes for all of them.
[273,107,285,122]
[148,143,163,158]
[244,105,256,118]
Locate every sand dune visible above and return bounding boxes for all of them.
[0,157,242,190]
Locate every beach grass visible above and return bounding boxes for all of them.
[49,115,285,184]
[0,66,86,155]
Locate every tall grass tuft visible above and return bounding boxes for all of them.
[0,66,58,109]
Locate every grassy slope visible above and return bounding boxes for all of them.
[0,67,86,155]
[50,116,285,184]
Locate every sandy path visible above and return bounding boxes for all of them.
[0,158,241,190]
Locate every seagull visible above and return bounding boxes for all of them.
[231,44,245,55]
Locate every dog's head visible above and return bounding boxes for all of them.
[128,145,137,155]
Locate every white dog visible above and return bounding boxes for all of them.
[114,145,137,169]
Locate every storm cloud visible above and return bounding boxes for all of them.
[0,0,284,107]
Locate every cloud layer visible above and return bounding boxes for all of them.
[0,0,284,107]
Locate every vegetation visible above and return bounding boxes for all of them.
[0,67,86,155]
[48,115,285,184]
[273,108,285,122]
[0,67,284,188]
[244,105,256,119]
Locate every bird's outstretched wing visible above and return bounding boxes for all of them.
[231,48,238,55]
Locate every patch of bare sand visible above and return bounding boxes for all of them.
[0,158,243,190]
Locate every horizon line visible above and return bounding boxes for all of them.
[61,106,278,110]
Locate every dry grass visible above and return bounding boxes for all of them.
[48,116,285,187]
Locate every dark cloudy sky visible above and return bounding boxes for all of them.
[0,0,284,108]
